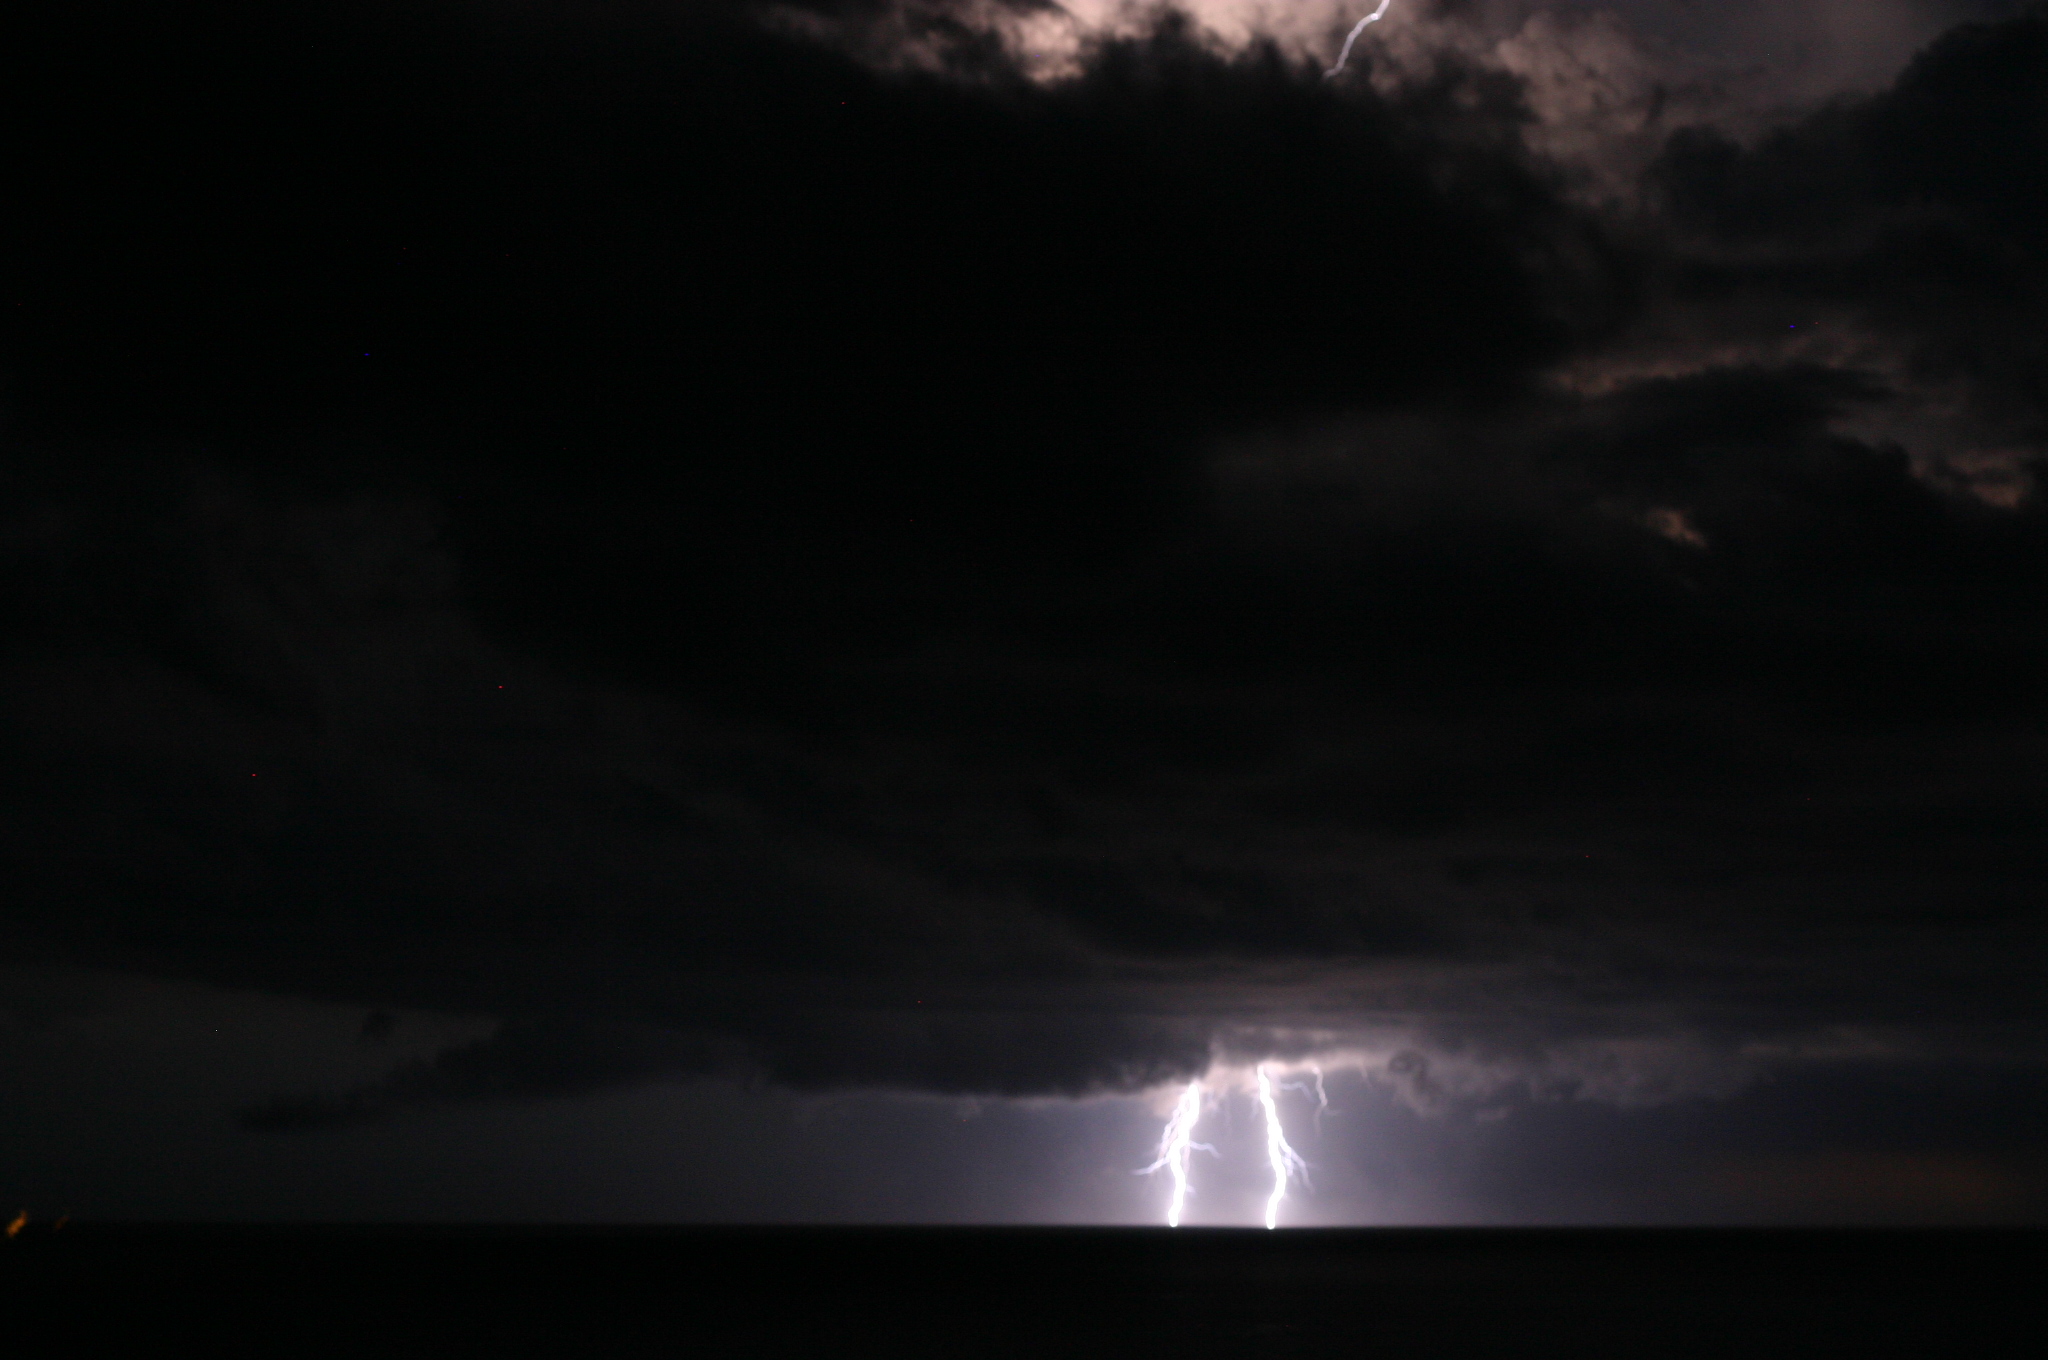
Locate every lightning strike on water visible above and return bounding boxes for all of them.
[1140,1079,1215,1228]
[1255,1065,1310,1230]
[1324,0,1394,78]
[1141,1067,1323,1226]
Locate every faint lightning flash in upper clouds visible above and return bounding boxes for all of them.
[1324,0,1393,78]
[1140,1079,1215,1228]
[1256,1066,1311,1229]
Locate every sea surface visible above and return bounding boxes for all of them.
[5,1224,2039,1356]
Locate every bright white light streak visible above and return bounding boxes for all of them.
[1140,1079,1215,1227]
[1255,1065,1310,1229]
[1324,0,1393,79]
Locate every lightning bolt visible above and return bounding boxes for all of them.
[1255,1065,1310,1230]
[1324,0,1394,78]
[1140,1079,1216,1228]
[1280,1064,1331,1135]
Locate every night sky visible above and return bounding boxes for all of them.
[4,0,2046,1225]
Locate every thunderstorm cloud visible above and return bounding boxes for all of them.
[3,1,2046,1208]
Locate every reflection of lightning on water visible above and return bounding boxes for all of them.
[1140,1079,1215,1228]
[1255,1066,1310,1229]
[1324,0,1394,78]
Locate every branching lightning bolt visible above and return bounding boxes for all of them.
[1141,1068,1323,1227]
[1140,1079,1215,1228]
[1324,0,1394,78]
[1255,1065,1310,1230]
[1281,1064,1331,1135]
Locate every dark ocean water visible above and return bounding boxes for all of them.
[4,1225,2039,1357]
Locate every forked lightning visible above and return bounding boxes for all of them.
[1255,1065,1310,1229]
[1139,1079,1214,1228]
[1144,1067,1314,1227]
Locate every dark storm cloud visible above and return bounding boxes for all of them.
[239,1021,741,1130]
[4,1,2047,1122]
[1648,8,2048,454]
